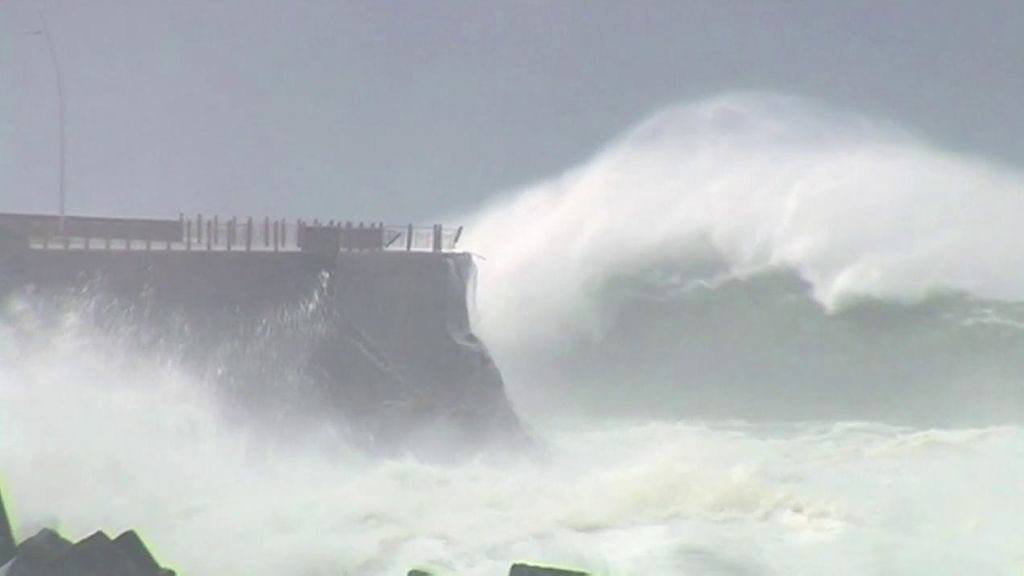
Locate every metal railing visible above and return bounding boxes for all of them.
[0,213,463,254]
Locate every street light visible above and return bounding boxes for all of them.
[36,9,66,234]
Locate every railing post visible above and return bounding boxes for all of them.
[196,214,203,246]
[263,217,270,248]
[452,225,463,250]
[432,224,441,252]
[245,217,253,251]
[213,216,219,246]
[186,221,192,251]
[206,221,213,251]
[406,224,413,251]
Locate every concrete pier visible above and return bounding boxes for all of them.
[0,212,520,448]
[0,212,463,254]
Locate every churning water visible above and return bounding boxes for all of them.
[3,94,1024,575]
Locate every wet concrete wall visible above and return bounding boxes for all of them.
[0,248,521,448]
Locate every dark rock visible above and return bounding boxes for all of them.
[407,570,435,576]
[509,563,590,576]
[112,530,170,575]
[58,530,140,576]
[0,490,15,567]
[6,528,174,576]
[7,528,73,576]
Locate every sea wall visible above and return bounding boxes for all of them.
[0,248,521,448]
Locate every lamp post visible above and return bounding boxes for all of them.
[38,9,66,234]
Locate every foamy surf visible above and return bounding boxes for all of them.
[3,93,1024,575]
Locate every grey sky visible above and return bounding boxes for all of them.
[2,1,1022,221]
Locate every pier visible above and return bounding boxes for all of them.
[0,209,520,449]
[0,212,463,254]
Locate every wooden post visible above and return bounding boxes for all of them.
[432,224,441,252]
[226,218,234,251]
[196,214,203,245]
[264,217,270,248]
[406,224,413,251]
[273,220,279,252]
[245,217,253,252]
[186,221,192,251]
[213,216,220,245]
[206,221,213,251]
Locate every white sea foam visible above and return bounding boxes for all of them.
[1,307,1022,575]
[3,94,1024,575]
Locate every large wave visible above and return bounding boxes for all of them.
[462,93,1024,423]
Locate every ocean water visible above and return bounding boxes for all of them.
[3,93,1024,575]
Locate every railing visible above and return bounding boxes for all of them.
[0,213,463,253]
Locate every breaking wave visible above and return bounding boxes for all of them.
[463,93,1024,424]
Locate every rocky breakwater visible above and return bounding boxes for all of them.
[0,490,175,576]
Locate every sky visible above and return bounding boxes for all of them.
[1,0,1022,222]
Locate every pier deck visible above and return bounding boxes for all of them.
[0,213,462,254]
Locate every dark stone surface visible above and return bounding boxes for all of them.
[112,531,164,575]
[509,563,590,576]
[5,529,174,576]
[6,528,73,575]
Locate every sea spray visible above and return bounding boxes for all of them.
[1,315,1021,575]
[3,93,1024,575]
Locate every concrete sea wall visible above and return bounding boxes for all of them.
[0,248,522,448]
